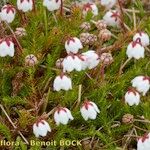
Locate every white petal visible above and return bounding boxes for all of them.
[80,107,89,121]
[133,32,149,47]
[61,76,72,91]
[86,105,97,120]
[63,56,75,72]
[33,124,39,138]
[64,108,74,120]
[90,102,100,113]
[125,92,140,106]
[43,120,51,132]
[36,122,49,137]
[54,110,69,125]
[43,0,61,11]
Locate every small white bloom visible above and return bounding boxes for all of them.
[33,119,51,138]
[17,0,33,12]
[125,88,140,106]
[65,37,83,54]
[43,0,61,11]
[131,76,150,96]
[80,101,100,121]
[54,107,74,125]
[103,10,120,27]
[137,133,150,150]
[81,50,100,70]
[133,32,149,47]
[100,0,117,9]
[53,74,72,91]
[62,55,82,72]
[0,38,15,57]
[83,3,98,16]
[126,39,145,59]
[0,4,16,23]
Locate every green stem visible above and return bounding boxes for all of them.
[44,8,48,37]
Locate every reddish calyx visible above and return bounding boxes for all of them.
[141,133,149,143]
[138,31,144,36]
[68,52,76,59]
[83,3,93,11]
[127,87,138,96]
[56,107,67,114]
[77,54,85,61]
[59,72,65,79]
[3,5,15,14]
[20,0,30,3]
[132,38,142,48]
[0,38,12,47]
[111,11,120,22]
[82,100,93,110]
[143,76,150,83]
[67,37,75,45]
[35,118,45,127]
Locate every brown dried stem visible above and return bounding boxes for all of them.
[0,104,29,144]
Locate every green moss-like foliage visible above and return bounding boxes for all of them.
[0,0,150,149]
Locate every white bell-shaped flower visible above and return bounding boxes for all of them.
[131,76,150,96]
[83,3,98,16]
[0,38,15,57]
[43,0,61,11]
[65,37,83,54]
[133,32,149,47]
[53,74,72,91]
[137,133,150,150]
[33,119,51,138]
[125,88,140,106]
[103,10,120,27]
[126,39,145,59]
[17,0,33,12]
[80,101,100,121]
[0,4,16,23]
[62,54,83,72]
[100,0,117,9]
[54,107,74,125]
[81,50,100,70]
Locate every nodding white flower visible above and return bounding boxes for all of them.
[43,0,61,11]
[133,32,149,47]
[125,88,140,106]
[62,54,83,72]
[80,101,100,121]
[81,50,100,70]
[0,38,15,57]
[65,37,83,54]
[126,39,145,59]
[83,3,98,16]
[131,76,150,96]
[54,107,74,125]
[137,133,150,150]
[33,119,51,138]
[0,4,16,23]
[100,0,117,9]
[53,74,72,91]
[103,10,120,27]
[17,0,33,12]
[25,54,38,66]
